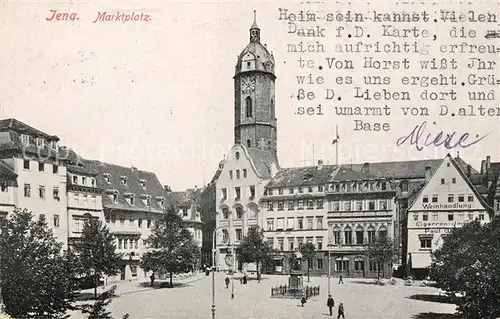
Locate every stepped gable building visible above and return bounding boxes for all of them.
[81,159,166,283]
[0,118,69,245]
[406,154,492,278]
[215,12,280,272]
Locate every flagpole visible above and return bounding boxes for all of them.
[312,144,315,164]
[335,125,339,166]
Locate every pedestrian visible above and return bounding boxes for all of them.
[338,273,344,284]
[300,289,307,307]
[149,272,155,287]
[337,303,345,319]
[225,274,230,289]
[327,294,335,316]
[205,266,210,276]
[243,273,248,284]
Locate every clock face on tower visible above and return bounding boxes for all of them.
[241,75,256,94]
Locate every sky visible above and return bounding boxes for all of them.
[1,1,499,191]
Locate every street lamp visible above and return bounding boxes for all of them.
[327,246,331,295]
[211,226,225,319]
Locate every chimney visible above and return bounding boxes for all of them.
[481,159,487,175]
[425,166,432,182]
[164,185,172,193]
[361,162,369,173]
[317,160,323,170]
[487,156,491,170]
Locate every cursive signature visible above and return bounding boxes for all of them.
[396,121,490,151]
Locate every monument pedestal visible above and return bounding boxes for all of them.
[288,271,303,295]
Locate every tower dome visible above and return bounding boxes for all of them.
[235,10,275,76]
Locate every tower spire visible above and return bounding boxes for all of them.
[250,10,260,42]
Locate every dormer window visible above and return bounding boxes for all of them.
[146,196,151,207]
[50,141,58,150]
[130,195,135,205]
[113,192,119,203]
[21,134,30,145]
[91,178,96,187]
[82,177,87,185]
[121,176,128,185]
[36,138,45,148]
[103,173,111,184]
[140,179,147,189]
[72,175,78,184]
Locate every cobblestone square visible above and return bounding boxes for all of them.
[69,273,458,319]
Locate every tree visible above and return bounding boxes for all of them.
[73,218,123,299]
[0,208,79,318]
[141,207,201,288]
[300,243,316,282]
[239,226,274,282]
[430,219,500,319]
[367,235,397,279]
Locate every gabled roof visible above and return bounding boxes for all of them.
[166,189,202,207]
[266,164,378,188]
[245,147,280,179]
[0,118,59,141]
[81,159,165,213]
[408,154,491,212]
[349,157,477,180]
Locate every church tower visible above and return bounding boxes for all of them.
[234,11,277,157]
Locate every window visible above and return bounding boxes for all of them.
[38,162,44,172]
[400,180,409,192]
[222,208,229,219]
[73,175,78,184]
[344,201,351,211]
[236,207,243,219]
[307,218,313,229]
[288,200,294,210]
[298,200,303,209]
[243,169,247,178]
[308,200,314,209]
[118,238,123,249]
[286,218,294,230]
[308,186,313,193]
[181,208,188,217]
[344,228,352,244]
[355,201,363,210]
[0,182,7,192]
[221,188,227,200]
[380,200,387,210]
[316,218,323,229]
[119,216,125,225]
[147,219,152,228]
[297,218,303,230]
[414,213,418,221]
[278,188,284,195]
[297,238,304,248]
[448,213,454,221]
[316,238,323,250]
[420,238,432,248]
[235,187,241,200]
[278,238,284,251]
[458,213,464,220]
[368,201,375,210]
[236,229,243,240]
[267,219,274,231]
[355,227,363,244]
[82,177,87,185]
[134,239,139,249]
[235,151,240,160]
[229,171,233,179]
[276,218,284,230]
[378,228,387,238]
[478,214,485,220]
[247,139,251,147]
[432,194,438,203]
[53,165,58,174]
[335,260,349,272]
[21,134,30,144]
[423,195,428,203]
[268,189,273,195]
[249,186,255,198]
[104,175,110,183]
[236,170,240,179]
[53,187,59,200]
[423,213,428,221]
[354,259,364,271]
[332,201,340,211]
[367,228,376,244]
[468,195,474,202]
[130,196,135,205]
[23,160,30,170]
[267,202,274,211]
[448,194,454,203]
[53,215,60,227]
[432,213,438,221]
[318,185,324,192]
[36,138,44,148]
[289,188,294,194]
[245,96,253,118]
[39,186,45,199]
[298,187,303,193]
[278,201,284,211]
[74,194,79,204]
[288,238,294,250]
[458,194,464,202]
[452,178,456,184]
[333,230,340,245]
[441,178,445,184]
[317,199,324,208]
[113,193,118,203]
[138,219,143,228]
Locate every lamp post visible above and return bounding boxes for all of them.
[327,246,331,295]
[212,225,225,319]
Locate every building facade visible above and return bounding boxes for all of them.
[406,154,492,278]
[0,119,69,246]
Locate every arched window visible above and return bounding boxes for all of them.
[222,208,229,219]
[236,207,243,219]
[247,139,251,148]
[378,226,387,239]
[245,96,253,118]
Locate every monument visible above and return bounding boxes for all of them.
[288,250,304,293]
